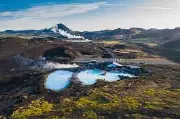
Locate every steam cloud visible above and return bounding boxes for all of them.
[51,25,85,39]
[42,62,79,70]
[12,55,79,71]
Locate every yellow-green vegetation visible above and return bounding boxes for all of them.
[10,80,180,119]
[75,97,98,110]
[146,43,158,47]
[102,40,120,45]
[94,40,121,46]
[74,86,178,114]
[74,89,122,112]
[73,89,141,113]
[143,88,155,96]
[122,97,141,110]
[136,51,148,57]
[74,86,180,116]
[82,111,98,119]
[11,98,53,119]
[50,116,61,119]
[48,116,67,119]
[140,88,180,111]
[59,107,74,116]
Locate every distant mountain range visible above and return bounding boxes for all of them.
[1,23,85,39]
[1,23,180,43]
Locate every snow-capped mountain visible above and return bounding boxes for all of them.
[50,24,84,39]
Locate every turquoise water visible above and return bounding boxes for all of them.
[77,69,134,85]
[45,70,73,91]
[45,69,135,91]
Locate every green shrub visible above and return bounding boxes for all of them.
[11,99,53,119]
[97,102,120,112]
[122,97,140,111]
[144,102,156,109]
[75,97,98,110]
[144,89,155,96]
[50,116,60,119]
[132,113,143,119]
[82,111,98,119]
[89,89,119,103]
[60,107,74,116]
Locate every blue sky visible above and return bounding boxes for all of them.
[0,0,180,31]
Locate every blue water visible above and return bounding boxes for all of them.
[45,70,73,91]
[77,69,134,85]
[45,69,135,91]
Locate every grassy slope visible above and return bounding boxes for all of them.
[156,40,180,63]
[10,65,180,119]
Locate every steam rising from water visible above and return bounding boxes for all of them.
[12,55,78,71]
[42,62,78,70]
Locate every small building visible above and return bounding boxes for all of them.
[107,62,123,68]
[90,60,97,64]
[127,65,140,69]
[124,65,141,76]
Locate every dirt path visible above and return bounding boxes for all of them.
[72,57,178,65]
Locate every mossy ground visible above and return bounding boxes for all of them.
[11,98,53,119]
[9,65,180,119]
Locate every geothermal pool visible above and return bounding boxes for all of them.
[45,69,135,91]
[77,69,134,85]
[45,70,73,91]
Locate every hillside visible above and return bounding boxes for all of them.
[1,24,180,43]
[0,25,180,119]
[0,65,180,119]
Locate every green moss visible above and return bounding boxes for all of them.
[11,99,53,119]
[60,107,74,116]
[50,116,60,119]
[63,98,72,104]
[144,102,156,109]
[89,91,110,104]
[132,114,143,119]
[141,89,180,110]
[59,117,68,119]
[10,82,179,119]
[97,102,120,112]
[157,89,180,98]
[75,97,98,110]
[48,116,67,119]
[122,97,141,111]
[143,89,155,96]
[89,89,120,103]
[82,111,98,119]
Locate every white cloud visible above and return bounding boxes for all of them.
[103,3,127,7]
[0,0,180,31]
[137,6,174,10]
[0,2,109,31]
[0,2,107,19]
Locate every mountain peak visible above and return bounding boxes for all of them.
[54,23,72,33]
[50,23,85,39]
